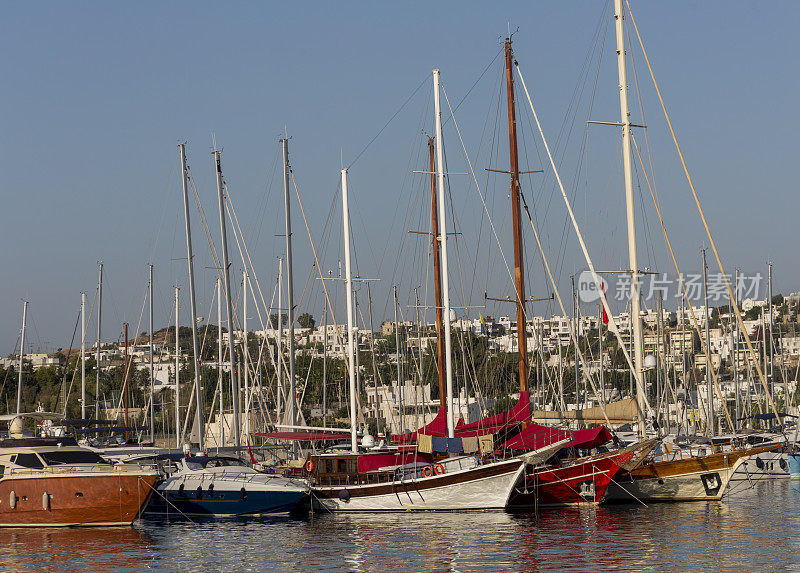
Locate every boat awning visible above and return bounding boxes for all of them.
[456,391,531,433]
[500,424,612,451]
[391,408,452,444]
[256,431,351,441]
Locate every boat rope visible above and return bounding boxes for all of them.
[606,474,647,507]
[137,476,196,523]
[624,0,780,422]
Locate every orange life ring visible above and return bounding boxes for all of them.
[434,463,445,475]
[305,460,315,473]
[422,465,434,477]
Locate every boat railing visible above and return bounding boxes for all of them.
[4,464,154,477]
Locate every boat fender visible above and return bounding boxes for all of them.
[434,463,445,475]
[240,488,247,501]
[178,483,186,497]
[756,457,764,470]
[196,486,204,500]
[338,489,350,503]
[305,460,315,473]
[473,456,481,466]
[422,465,434,478]
[9,491,16,509]
[208,483,214,496]
[780,457,788,471]
[42,492,50,511]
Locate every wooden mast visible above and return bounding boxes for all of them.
[504,38,528,395]
[429,137,447,408]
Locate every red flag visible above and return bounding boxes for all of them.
[601,282,609,325]
[246,437,256,465]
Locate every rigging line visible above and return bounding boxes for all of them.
[630,132,734,429]
[514,61,647,422]
[113,281,149,417]
[439,85,516,302]
[55,309,81,414]
[290,170,352,367]
[146,160,177,265]
[519,188,612,428]
[625,0,779,421]
[187,164,223,285]
[347,73,429,170]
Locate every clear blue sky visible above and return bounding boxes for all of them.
[2,1,797,354]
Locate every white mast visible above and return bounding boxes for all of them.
[217,277,224,446]
[148,265,154,443]
[179,143,204,450]
[281,138,297,429]
[433,68,455,439]
[174,285,180,448]
[243,269,250,439]
[614,0,646,437]
[276,257,283,424]
[16,300,27,416]
[214,149,240,448]
[341,168,358,453]
[81,292,86,420]
[95,262,103,419]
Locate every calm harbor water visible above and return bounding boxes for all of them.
[1,479,799,572]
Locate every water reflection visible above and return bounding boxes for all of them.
[0,527,154,573]
[3,482,800,572]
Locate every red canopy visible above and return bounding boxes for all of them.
[391,408,451,444]
[357,451,434,472]
[500,424,612,451]
[454,391,531,437]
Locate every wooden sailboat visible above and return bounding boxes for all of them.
[306,73,560,511]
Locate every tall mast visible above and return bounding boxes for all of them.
[243,269,249,438]
[322,300,328,428]
[393,285,403,433]
[81,292,86,420]
[768,262,775,402]
[95,263,103,419]
[174,286,180,448]
[733,268,739,425]
[614,0,646,435]
[341,168,358,453]
[429,138,446,408]
[701,248,714,436]
[281,138,297,429]
[276,257,283,424]
[504,40,530,399]
[433,68,455,439]
[123,322,129,442]
[366,283,380,434]
[217,277,224,446]
[148,266,154,443]
[179,143,204,450]
[16,300,28,415]
[214,149,240,448]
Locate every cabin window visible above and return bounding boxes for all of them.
[337,459,348,473]
[325,459,334,474]
[15,454,44,469]
[0,465,4,477]
[39,451,107,466]
[347,460,357,473]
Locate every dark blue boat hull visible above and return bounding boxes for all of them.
[145,487,307,516]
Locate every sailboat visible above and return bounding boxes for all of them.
[306,76,563,511]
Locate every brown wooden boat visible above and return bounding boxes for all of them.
[0,437,159,526]
[605,442,783,502]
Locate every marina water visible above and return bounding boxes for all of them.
[1,479,798,572]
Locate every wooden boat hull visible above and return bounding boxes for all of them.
[606,444,781,502]
[0,472,159,527]
[508,444,640,507]
[312,458,526,512]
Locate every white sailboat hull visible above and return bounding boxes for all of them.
[313,458,526,512]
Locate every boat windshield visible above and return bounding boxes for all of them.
[39,450,109,466]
